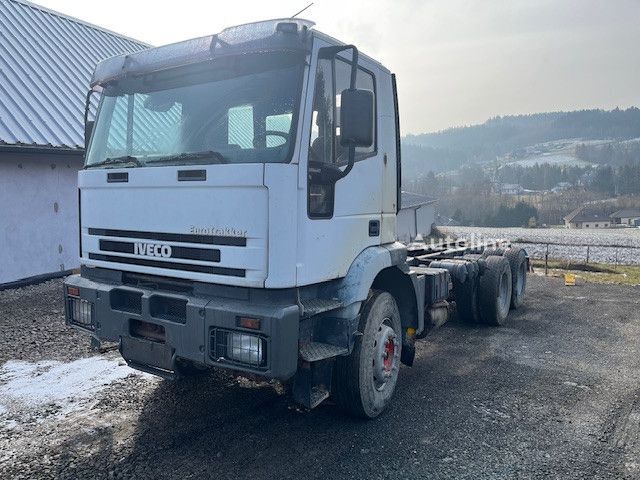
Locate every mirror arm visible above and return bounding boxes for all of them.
[84,86,102,151]
[316,44,360,182]
[341,144,356,178]
[83,89,92,150]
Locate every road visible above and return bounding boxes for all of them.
[1,276,639,479]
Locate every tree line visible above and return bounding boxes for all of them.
[401,107,640,176]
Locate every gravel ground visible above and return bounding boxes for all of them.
[439,226,640,265]
[1,276,640,479]
[0,280,93,364]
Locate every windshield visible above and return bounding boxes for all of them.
[85,53,304,168]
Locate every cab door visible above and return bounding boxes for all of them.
[296,38,384,286]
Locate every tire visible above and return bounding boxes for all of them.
[455,278,479,324]
[504,247,527,309]
[482,247,504,258]
[334,290,402,418]
[477,256,512,326]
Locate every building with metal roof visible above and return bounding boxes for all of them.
[0,0,148,286]
[397,192,437,243]
[609,208,640,226]
[563,206,611,229]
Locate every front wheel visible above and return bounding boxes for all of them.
[334,290,402,418]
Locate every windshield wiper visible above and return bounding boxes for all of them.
[144,150,227,166]
[85,155,142,169]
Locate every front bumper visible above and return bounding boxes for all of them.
[63,273,299,380]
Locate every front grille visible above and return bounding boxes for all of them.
[110,289,142,314]
[150,296,187,323]
[88,253,246,277]
[88,228,246,247]
[123,272,193,294]
[99,240,220,262]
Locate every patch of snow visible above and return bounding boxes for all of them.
[1,419,18,430]
[506,154,592,168]
[0,404,6,415]
[0,356,150,415]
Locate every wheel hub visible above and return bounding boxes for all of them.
[372,323,399,391]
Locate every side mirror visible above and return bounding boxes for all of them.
[340,88,374,148]
[85,120,94,150]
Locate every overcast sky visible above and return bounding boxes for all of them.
[38,0,640,134]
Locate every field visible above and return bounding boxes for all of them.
[438,226,640,266]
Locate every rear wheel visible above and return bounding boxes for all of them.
[482,247,505,258]
[478,256,512,326]
[504,247,527,309]
[334,290,402,418]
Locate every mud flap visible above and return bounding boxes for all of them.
[292,359,334,409]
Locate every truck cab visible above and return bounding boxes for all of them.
[64,19,527,418]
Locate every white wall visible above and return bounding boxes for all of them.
[0,152,82,284]
[416,204,435,236]
[396,208,416,243]
[581,222,609,229]
[396,203,435,243]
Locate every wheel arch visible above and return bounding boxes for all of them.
[371,266,419,333]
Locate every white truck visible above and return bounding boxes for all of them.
[64,19,528,418]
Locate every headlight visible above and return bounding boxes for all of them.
[211,329,267,368]
[227,332,265,366]
[67,294,95,330]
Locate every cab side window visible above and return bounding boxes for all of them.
[308,58,335,218]
[307,55,377,218]
[335,59,376,163]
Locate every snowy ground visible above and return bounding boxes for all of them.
[438,226,640,265]
[0,356,151,416]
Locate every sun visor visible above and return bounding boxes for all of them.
[91,19,315,87]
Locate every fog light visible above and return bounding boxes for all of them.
[227,333,266,366]
[67,296,94,330]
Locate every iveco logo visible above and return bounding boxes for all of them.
[134,242,172,258]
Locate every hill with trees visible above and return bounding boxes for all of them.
[401,107,640,177]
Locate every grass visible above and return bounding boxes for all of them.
[531,259,640,286]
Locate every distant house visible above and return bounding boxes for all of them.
[551,181,572,193]
[563,206,610,229]
[497,183,523,195]
[609,209,640,226]
[397,192,436,242]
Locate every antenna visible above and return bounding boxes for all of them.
[291,2,313,18]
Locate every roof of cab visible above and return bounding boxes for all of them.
[90,18,391,88]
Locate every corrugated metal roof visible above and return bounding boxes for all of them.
[401,191,436,209]
[610,208,640,219]
[0,0,148,150]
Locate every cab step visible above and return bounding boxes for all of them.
[300,298,343,318]
[299,342,349,362]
